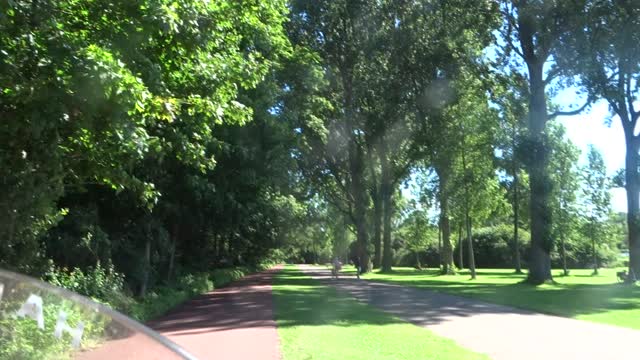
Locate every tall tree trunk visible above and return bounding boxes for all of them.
[513,160,522,274]
[415,251,421,269]
[343,70,371,273]
[214,232,220,259]
[227,235,234,264]
[438,219,442,270]
[461,145,475,279]
[382,194,393,272]
[167,222,178,282]
[372,187,382,269]
[140,238,151,297]
[592,227,598,275]
[380,138,393,272]
[436,166,454,274]
[440,205,454,274]
[466,216,476,279]
[458,224,463,270]
[560,229,568,276]
[525,62,553,284]
[625,138,640,281]
[352,150,370,274]
[369,150,382,269]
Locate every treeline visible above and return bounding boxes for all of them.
[1,0,639,311]
[0,0,304,300]
[388,125,627,273]
[280,0,637,283]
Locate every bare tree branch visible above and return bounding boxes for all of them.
[548,100,591,119]
[499,9,525,60]
[543,66,562,85]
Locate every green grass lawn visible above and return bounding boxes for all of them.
[273,266,488,360]
[362,267,640,329]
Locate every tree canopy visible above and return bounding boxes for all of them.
[0,0,634,298]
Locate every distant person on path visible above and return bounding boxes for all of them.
[332,257,342,279]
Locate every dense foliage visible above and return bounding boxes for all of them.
[1,0,296,286]
[1,1,636,330]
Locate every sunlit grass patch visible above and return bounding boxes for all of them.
[364,267,640,329]
[273,266,488,360]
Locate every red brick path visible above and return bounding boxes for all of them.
[77,266,283,359]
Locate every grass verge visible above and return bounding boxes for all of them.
[273,266,488,360]
[363,267,640,330]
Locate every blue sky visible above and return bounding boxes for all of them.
[555,91,627,213]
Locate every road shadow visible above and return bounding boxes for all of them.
[272,267,403,328]
[293,265,640,360]
[356,268,640,322]
[298,266,541,327]
[148,269,279,336]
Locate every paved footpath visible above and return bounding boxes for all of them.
[149,266,282,359]
[78,266,282,360]
[299,265,640,360]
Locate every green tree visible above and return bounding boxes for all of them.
[287,0,498,274]
[358,3,430,272]
[1,0,294,286]
[581,146,612,275]
[399,0,499,274]
[555,1,640,280]
[287,0,381,272]
[548,123,581,276]
[398,208,436,269]
[449,75,507,279]
[499,0,590,283]
[495,76,530,273]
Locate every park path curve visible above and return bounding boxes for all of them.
[299,265,640,360]
[78,266,282,360]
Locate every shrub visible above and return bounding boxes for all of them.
[391,225,531,269]
[393,246,439,269]
[129,287,190,321]
[176,272,214,296]
[552,238,619,269]
[129,272,215,321]
[212,268,248,288]
[259,248,287,266]
[454,225,530,269]
[130,266,268,321]
[44,260,274,322]
[44,261,133,311]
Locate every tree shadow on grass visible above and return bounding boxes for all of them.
[323,281,533,327]
[359,270,640,325]
[292,267,551,327]
[273,268,404,328]
[372,269,528,279]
